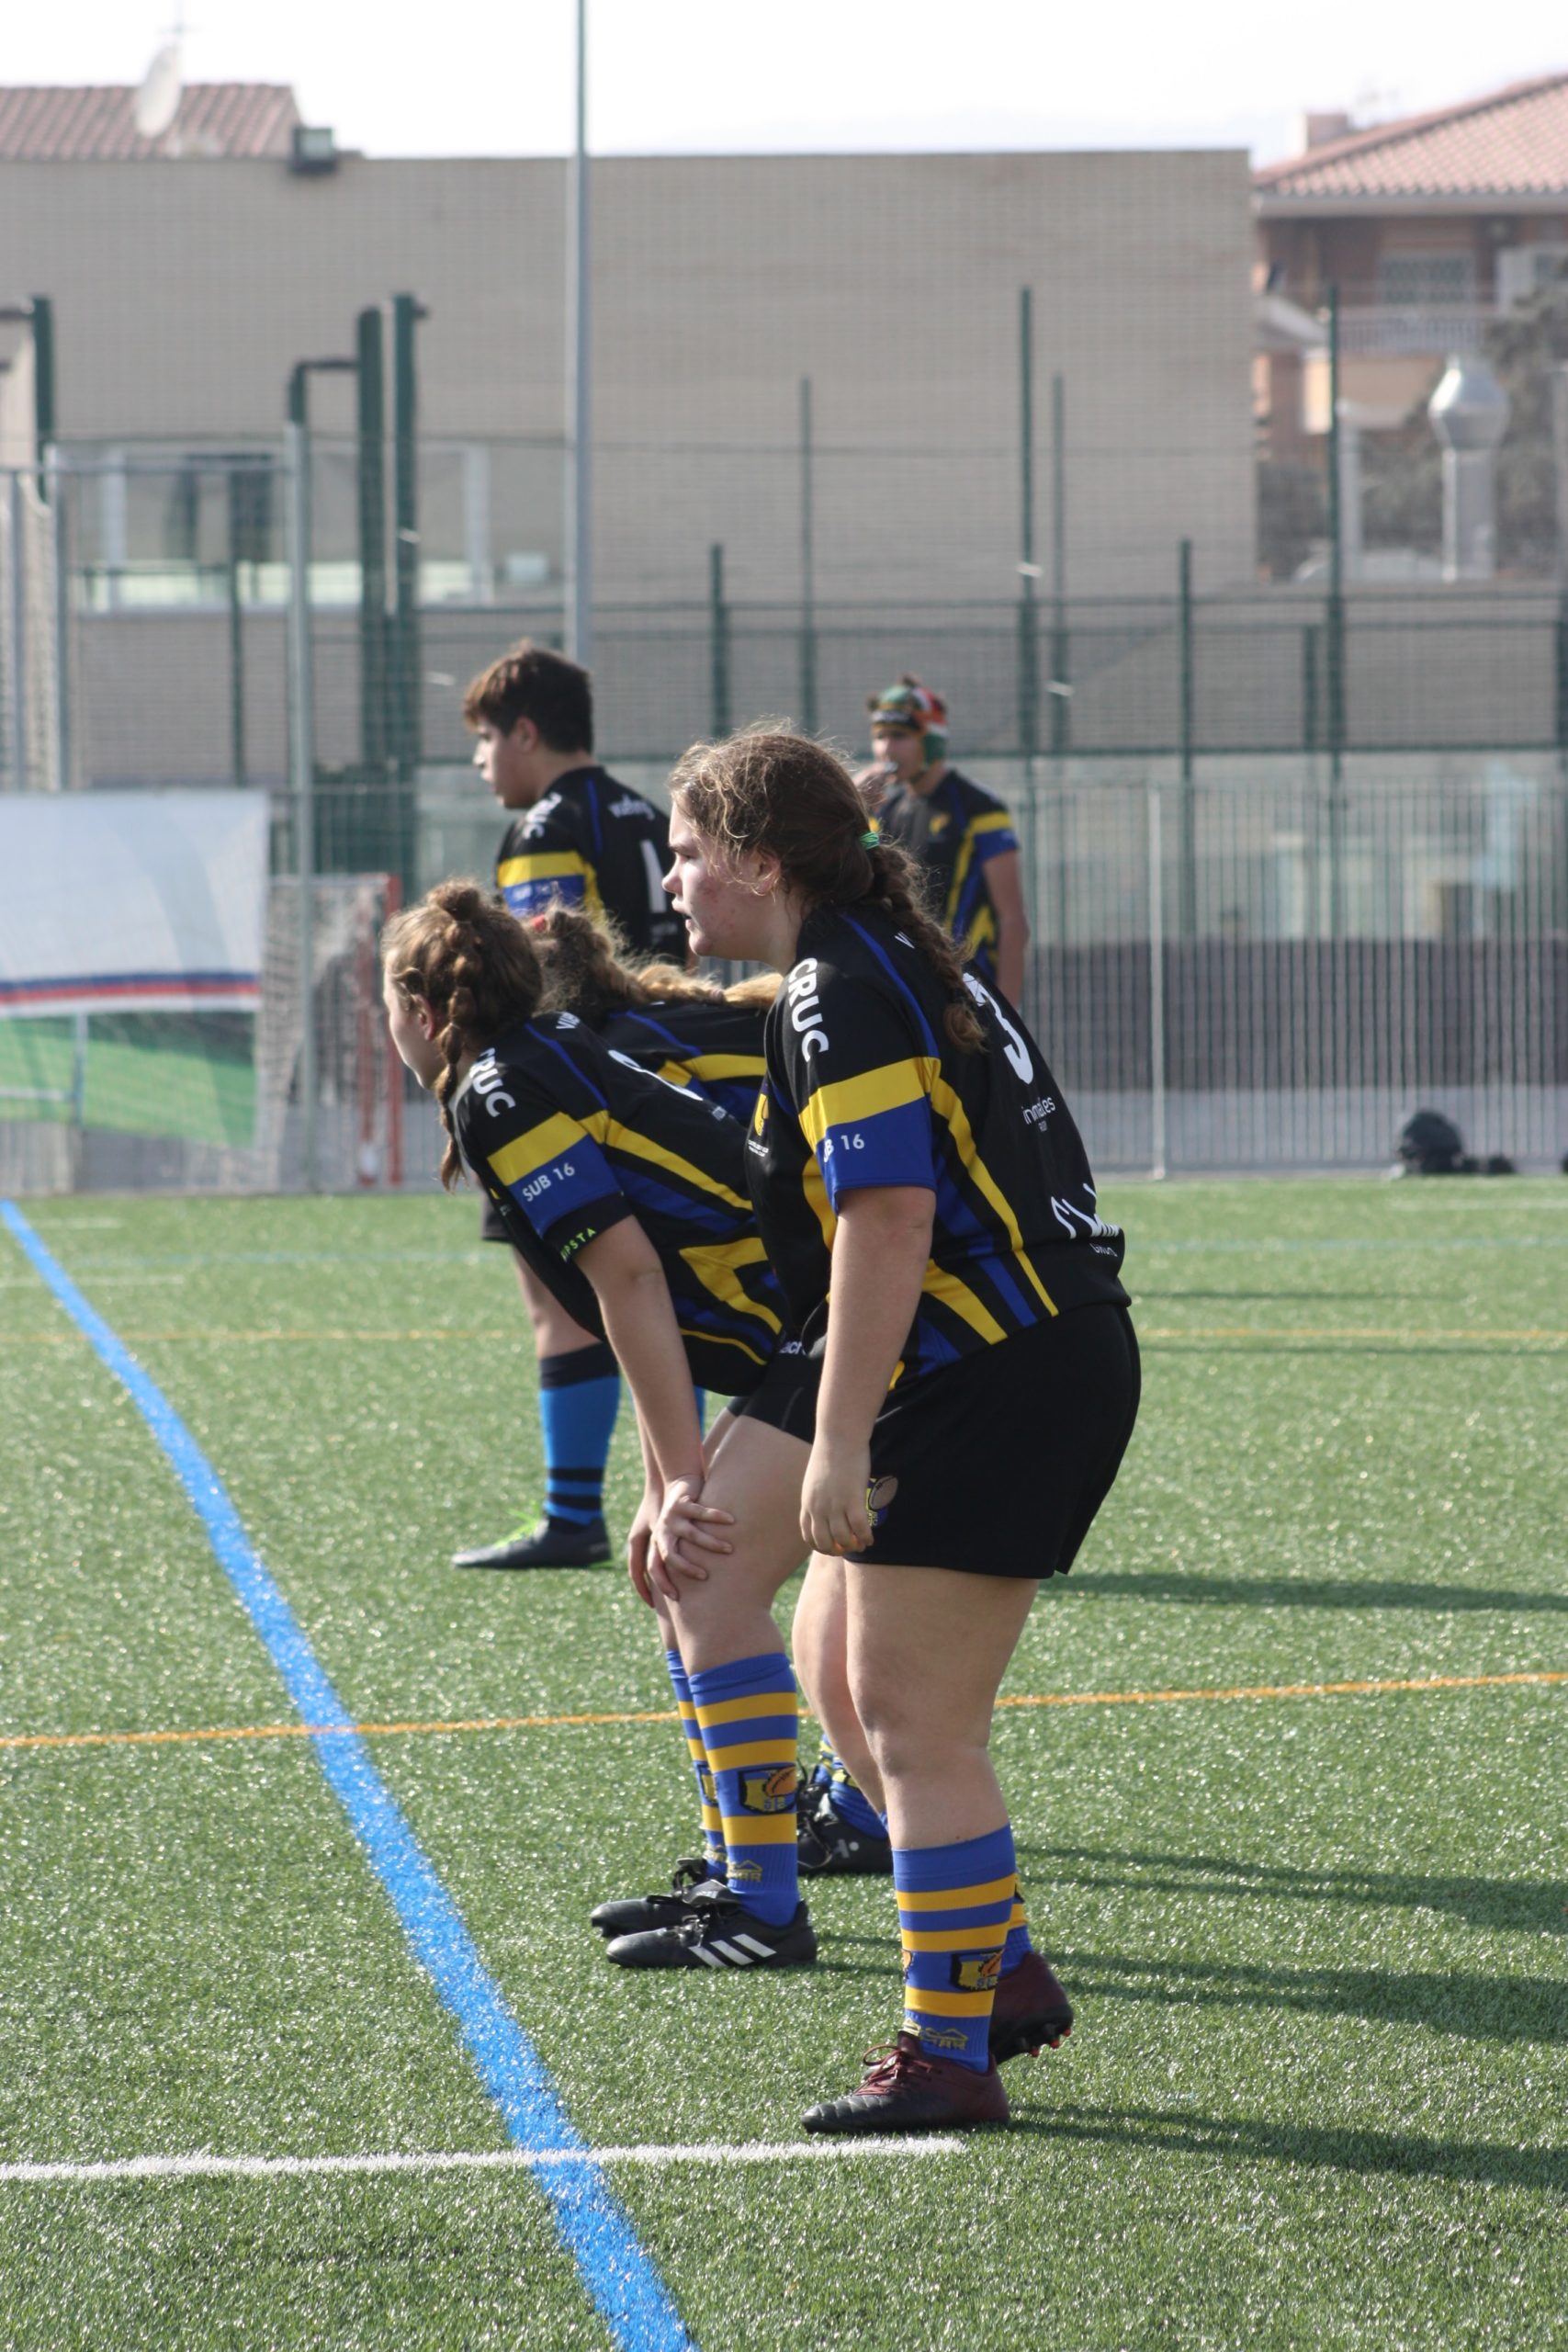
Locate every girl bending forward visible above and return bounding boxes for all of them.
[661,730,1140,2134]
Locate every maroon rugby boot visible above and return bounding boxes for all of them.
[988,1949,1074,2063]
[803,2033,1010,2135]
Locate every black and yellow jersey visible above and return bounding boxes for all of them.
[600,997,767,1125]
[451,1013,785,1394]
[875,768,1019,986]
[495,766,686,960]
[749,904,1126,1384]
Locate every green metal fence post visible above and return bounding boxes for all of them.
[1050,369,1070,757]
[29,297,55,486]
[709,543,730,737]
[1179,537,1197,939]
[798,375,818,735]
[356,306,389,778]
[390,294,425,898]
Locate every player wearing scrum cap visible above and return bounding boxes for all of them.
[861,676,1030,1005]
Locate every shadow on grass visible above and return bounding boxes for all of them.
[1006,2101,1566,2195]
[1062,1569,1568,1612]
[1053,1948,1567,2044]
[1013,1844,1567,1938]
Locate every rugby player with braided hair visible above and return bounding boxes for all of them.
[381,880,824,1972]
[657,728,1137,2132]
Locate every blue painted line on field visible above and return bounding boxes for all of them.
[0,1200,696,2352]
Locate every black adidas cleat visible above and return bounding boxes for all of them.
[604,1883,817,1970]
[451,1516,611,1571]
[796,1785,893,1878]
[988,1949,1074,2063]
[591,1856,714,1939]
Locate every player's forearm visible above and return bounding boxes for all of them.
[816,1189,934,1449]
[589,1256,705,1488]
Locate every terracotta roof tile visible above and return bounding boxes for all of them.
[0,84,300,163]
[1256,73,1568,199]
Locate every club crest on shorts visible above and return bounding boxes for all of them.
[739,1764,798,1815]
[950,1949,1004,1996]
[865,1475,898,1529]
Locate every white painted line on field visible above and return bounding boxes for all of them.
[0,2140,964,2185]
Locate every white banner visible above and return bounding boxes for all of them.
[0,792,269,1015]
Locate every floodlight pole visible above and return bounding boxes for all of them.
[564,0,592,662]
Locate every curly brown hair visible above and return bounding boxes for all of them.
[381,879,544,1190]
[534,901,781,1023]
[669,726,981,1049]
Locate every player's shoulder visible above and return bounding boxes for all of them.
[945,767,1010,819]
[587,767,667,831]
[511,786,579,847]
[774,909,936,1060]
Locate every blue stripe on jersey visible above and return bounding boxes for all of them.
[819,1098,934,1206]
[617,1166,733,1228]
[612,1009,690,1053]
[503,874,587,917]
[840,913,942,1058]
[532,1025,609,1104]
[931,1160,1038,1328]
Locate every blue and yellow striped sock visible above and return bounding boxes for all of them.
[664,1649,725,1880]
[690,1652,799,1928]
[896,1823,1015,2072]
[538,1345,620,1525]
[1002,1876,1034,1972]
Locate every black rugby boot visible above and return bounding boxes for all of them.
[451,1515,611,1570]
[604,1883,817,1970]
[591,1856,713,1939]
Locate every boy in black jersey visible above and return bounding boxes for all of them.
[860,675,1030,1002]
[661,728,1139,2132]
[383,882,820,1972]
[457,642,686,1572]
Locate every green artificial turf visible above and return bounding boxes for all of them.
[0,1181,1563,2350]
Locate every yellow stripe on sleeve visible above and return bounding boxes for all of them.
[496,851,592,888]
[797,1057,937,1152]
[487,1111,587,1190]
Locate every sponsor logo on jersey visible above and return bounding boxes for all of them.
[950,1950,1004,1996]
[1021,1094,1056,1128]
[608,795,650,819]
[785,959,829,1057]
[558,1227,597,1259]
[739,1765,798,1815]
[555,1012,580,1030]
[752,1091,768,1136]
[521,793,562,835]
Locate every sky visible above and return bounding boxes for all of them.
[7,1,1568,167]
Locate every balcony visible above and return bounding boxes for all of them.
[1336,305,1490,358]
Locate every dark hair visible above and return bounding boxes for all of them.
[534,900,780,1024]
[669,726,982,1048]
[462,639,593,753]
[381,878,544,1189]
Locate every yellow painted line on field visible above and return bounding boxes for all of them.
[6,1323,1567,1350]
[3,1669,1561,1760]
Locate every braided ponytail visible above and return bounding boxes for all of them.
[671,724,983,1051]
[381,879,545,1189]
[533,900,725,1025]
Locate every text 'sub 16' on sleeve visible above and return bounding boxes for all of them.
[782,967,937,1210]
[467,1052,630,1261]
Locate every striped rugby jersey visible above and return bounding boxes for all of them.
[875,768,1019,986]
[749,904,1126,1384]
[452,1014,786,1395]
[495,766,686,960]
[600,997,767,1125]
